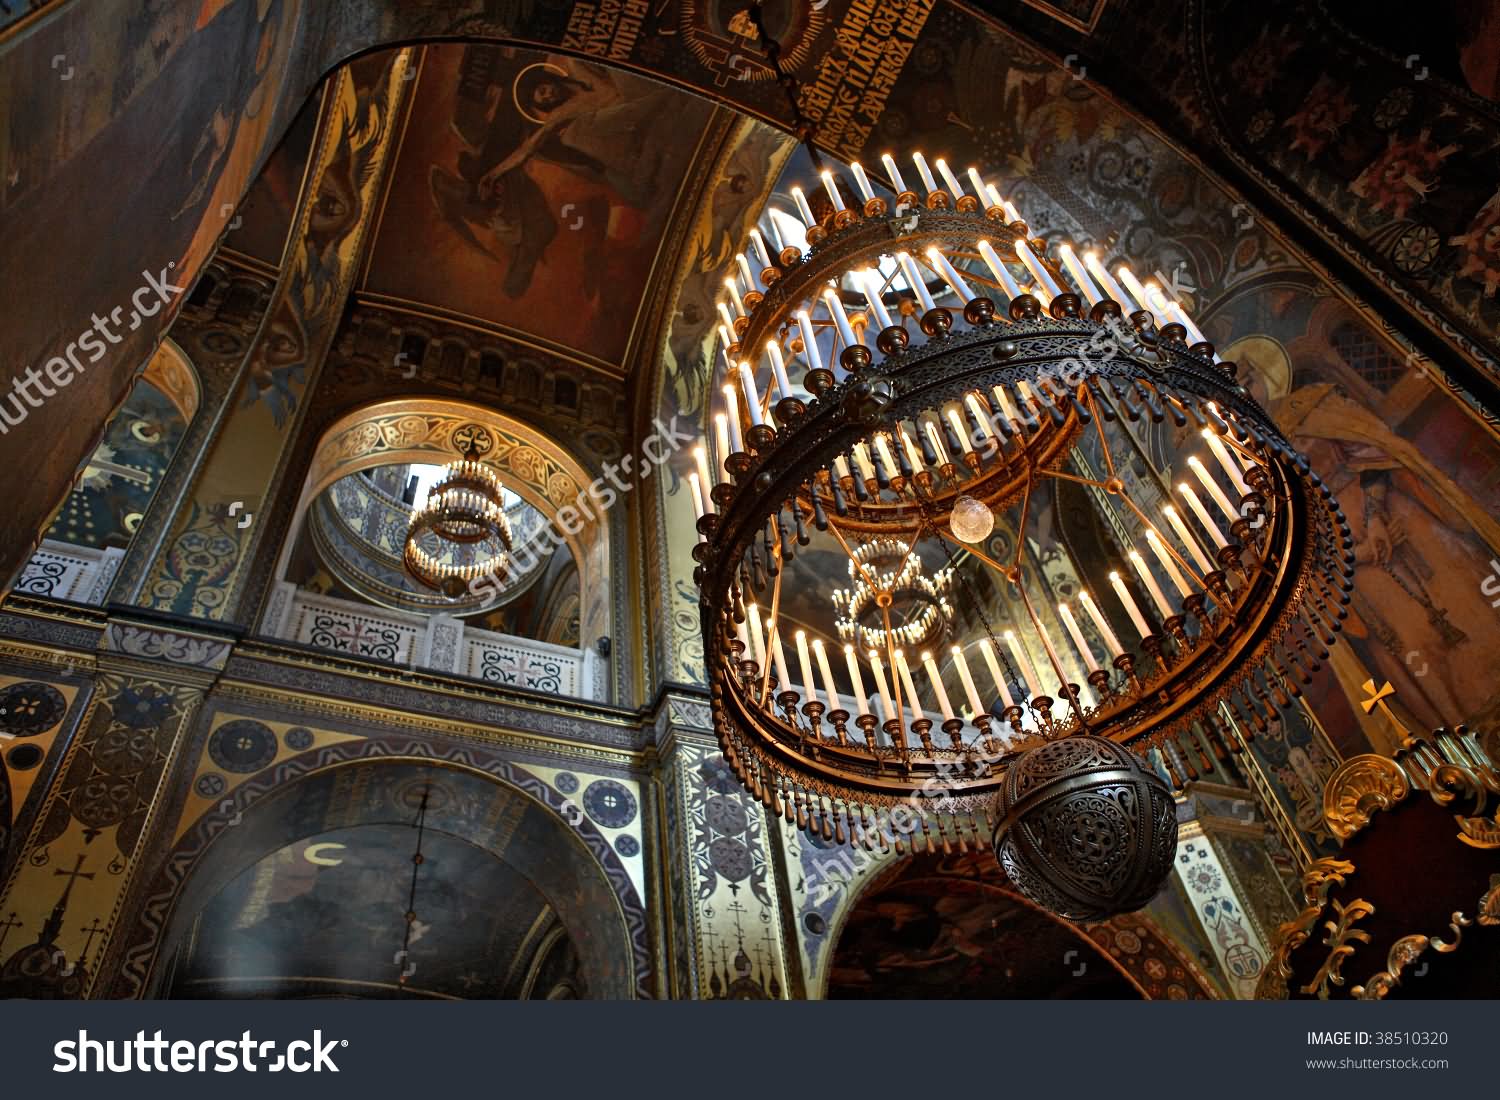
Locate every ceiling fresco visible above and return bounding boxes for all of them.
[362,43,720,372]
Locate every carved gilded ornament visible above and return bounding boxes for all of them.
[1303,897,1375,999]
[1321,754,1410,840]
[1263,857,1356,996]
[1350,912,1469,999]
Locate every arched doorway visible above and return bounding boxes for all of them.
[142,760,636,999]
[824,853,1145,999]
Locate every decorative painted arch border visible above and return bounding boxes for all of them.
[289,396,612,666]
[307,397,597,569]
[110,735,652,999]
[818,859,1151,998]
[142,338,202,425]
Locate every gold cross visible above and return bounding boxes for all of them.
[1360,679,1414,743]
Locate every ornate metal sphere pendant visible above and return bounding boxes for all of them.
[993,735,1177,921]
[688,153,1353,921]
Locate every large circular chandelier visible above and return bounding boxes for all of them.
[403,441,514,598]
[687,151,1354,919]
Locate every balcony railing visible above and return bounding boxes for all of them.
[266,584,598,700]
[15,540,125,605]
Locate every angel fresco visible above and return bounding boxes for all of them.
[419,46,706,350]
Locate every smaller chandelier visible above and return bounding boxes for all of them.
[832,537,954,653]
[403,442,513,598]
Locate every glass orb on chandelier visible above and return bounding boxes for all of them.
[686,149,1353,921]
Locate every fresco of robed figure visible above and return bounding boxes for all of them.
[366,44,714,366]
[1224,308,1500,751]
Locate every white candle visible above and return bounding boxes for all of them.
[964,393,991,438]
[851,441,875,482]
[881,153,909,194]
[824,288,861,348]
[770,626,793,693]
[735,606,751,652]
[796,309,825,376]
[966,167,988,202]
[860,268,894,329]
[746,603,765,666]
[844,644,869,714]
[1109,569,1154,639]
[898,425,924,470]
[795,629,818,703]
[946,407,973,454]
[693,444,716,495]
[833,455,852,482]
[873,433,898,479]
[849,161,875,203]
[1129,549,1174,619]
[1058,244,1101,306]
[718,300,738,334]
[724,276,745,317]
[991,384,1022,429]
[1116,265,1162,320]
[935,157,966,199]
[1168,302,1210,348]
[1202,430,1251,497]
[868,650,896,723]
[688,472,706,521]
[1000,199,1022,224]
[924,420,950,466]
[1015,240,1063,298]
[737,363,765,427]
[978,637,1015,709]
[749,227,772,268]
[766,340,794,398]
[1147,527,1193,598]
[926,246,975,301]
[737,253,759,293]
[921,652,956,721]
[896,252,937,312]
[1004,629,1041,697]
[893,650,925,723]
[714,413,732,479]
[1164,503,1215,571]
[1083,252,1130,307]
[1188,455,1239,523]
[1079,589,1124,658]
[951,645,984,719]
[792,185,816,228]
[977,239,1024,298]
[911,152,940,194]
[813,639,843,713]
[1058,601,1100,673]
[721,385,745,453]
[820,171,846,213]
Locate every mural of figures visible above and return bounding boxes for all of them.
[366,45,717,367]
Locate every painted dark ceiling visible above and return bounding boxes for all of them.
[358,43,720,375]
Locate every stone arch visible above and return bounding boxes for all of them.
[267,397,611,679]
[111,743,650,999]
[820,851,1148,999]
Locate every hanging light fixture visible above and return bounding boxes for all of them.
[831,537,954,654]
[688,149,1355,921]
[403,440,513,599]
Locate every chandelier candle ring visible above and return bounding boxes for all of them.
[690,153,1354,919]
